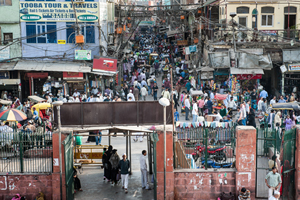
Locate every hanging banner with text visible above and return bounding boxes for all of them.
[20,2,99,22]
[93,57,117,72]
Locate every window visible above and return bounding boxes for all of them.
[284,6,297,13]
[261,15,273,27]
[222,7,224,15]
[261,6,274,13]
[26,22,57,43]
[237,6,249,14]
[66,22,75,43]
[3,33,13,42]
[25,0,54,1]
[0,0,12,6]
[67,22,95,43]
[238,17,247,27]
[261,7,274,27]
[108,22,114,34]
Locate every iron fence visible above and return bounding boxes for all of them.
[174,124,236,170]
[0,129,52,173]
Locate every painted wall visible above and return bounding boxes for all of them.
[19,0,108,59]
[0,0,22,60]
[220,2,300,30]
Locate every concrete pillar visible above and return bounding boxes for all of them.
[52,132,67,200]
[155,126,174,200]
[235,126,256,199]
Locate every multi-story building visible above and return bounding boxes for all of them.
[0,0,116,100]
[0,0,22,99]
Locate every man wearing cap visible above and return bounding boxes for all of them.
[119,153,130,193]
[265,166,281,199]
[140,150,151,190]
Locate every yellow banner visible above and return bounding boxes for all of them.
[20,2,99,22]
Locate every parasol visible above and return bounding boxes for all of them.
[0,109,27,122]
[214,93,228,100]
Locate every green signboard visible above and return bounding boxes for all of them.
[75,50,91,60]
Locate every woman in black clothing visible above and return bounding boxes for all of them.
[105,145,113,181]
[73,167,82,192]
[248,108,256,128]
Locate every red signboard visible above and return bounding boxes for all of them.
[236,74,262,80]
[63,72,83,79]
[93,57,117,72]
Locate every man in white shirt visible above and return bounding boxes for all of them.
[46,95,52,103]
[140,86,148,101]
[227,97,236,116]
[73,89,80,98]
[270,96,276,106]
[127,90,135,101]
[140,150,150,190]
[210,91,215,100]
[184,95,191,120]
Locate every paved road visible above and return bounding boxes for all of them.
[74,132,154,200]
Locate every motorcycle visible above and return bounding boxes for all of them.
[192,145,227,162]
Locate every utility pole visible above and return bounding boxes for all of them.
[70,0,80,35]
[98,19,103,56]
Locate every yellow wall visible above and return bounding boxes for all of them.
[219,3,300,30]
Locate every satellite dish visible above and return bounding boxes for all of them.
[159,98,170,107]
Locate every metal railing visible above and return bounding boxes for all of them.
[174,124,236,170]
[0,130,53,173]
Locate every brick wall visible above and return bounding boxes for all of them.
[0,132,67,200]
[0,174,54,200]
[174,170,236,200]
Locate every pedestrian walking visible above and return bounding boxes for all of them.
[141,85,148,101]
[109,149,120,186]
[105,145,113,182]
[140,150,151,190]
[119,153,130,194]
[265,167,281,199]
[102,147,108,180]
[152,82,158,100]
[184,95,190,120]
[95,130,102,145]
[192,100,198,122]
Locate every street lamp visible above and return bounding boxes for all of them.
[52,101,64,200]
[158,98,170,200]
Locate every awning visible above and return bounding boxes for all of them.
[14,61,91,73]
[0,79,20,85]
[90,70,118,77]
[230,68,264,75]
[0,62,17,71]
[203,0,218,7]
[28,95,46,103]
[0,99,12,105]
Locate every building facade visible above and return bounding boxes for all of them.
[0,0,22,99]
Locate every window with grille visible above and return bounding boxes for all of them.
[3,33,13,42]
[26,22,57,43]
[0,0,12,6]
[284,6,297,13]
[237,7,249,14]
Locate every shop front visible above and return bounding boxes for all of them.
[15,61,91,99]
[281,63,300,97]
[0,63,21,100]
[229,68,264,100]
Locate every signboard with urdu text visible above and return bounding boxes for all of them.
[63,72,84,79]
[236,74,262,80]
[93,57,117,72]
[75,50,91,60]
[20,2,99,22]
[288,63,300,72]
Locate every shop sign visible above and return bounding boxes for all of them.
[177,40,188,46]
[288,63,300,72]
[261,30,277,36]
[58,40,66,44]
[75,50,92,60]
[189,45,197,53]
[20,2,99,22]
[0,46,10,61]
[63,72,84,79]
[93,57,117,72]
[236,74,262,80]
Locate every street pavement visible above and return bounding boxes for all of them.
[74,132,154,200]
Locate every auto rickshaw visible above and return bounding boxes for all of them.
[149,53,159,65]
[31,103,52,120]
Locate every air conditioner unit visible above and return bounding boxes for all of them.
[108,36,114,44]
[73,0,85,3]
